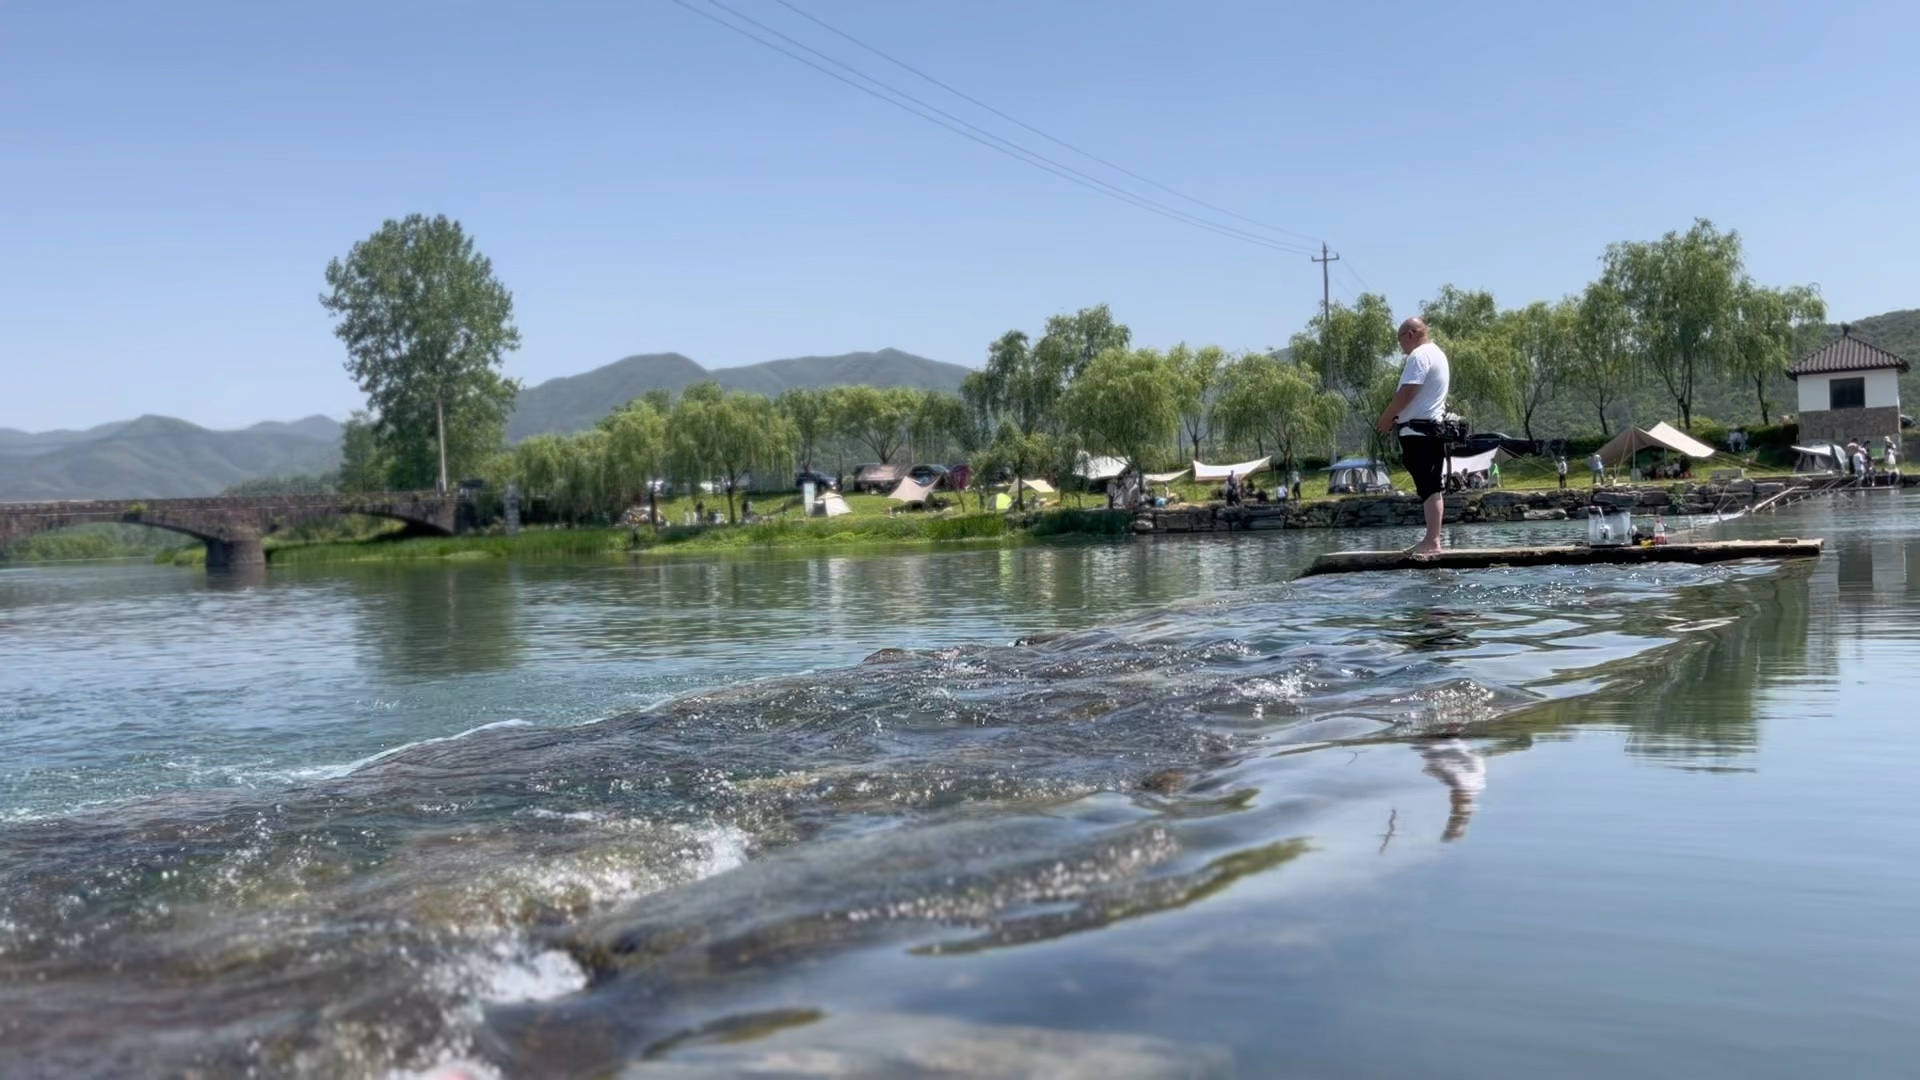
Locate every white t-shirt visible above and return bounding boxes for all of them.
[1394,342,1450,436]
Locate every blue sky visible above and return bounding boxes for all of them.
[2,0,1914,431]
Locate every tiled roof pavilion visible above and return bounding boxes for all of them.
[1786,328,1912,379]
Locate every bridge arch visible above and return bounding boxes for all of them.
[0,493,459,570]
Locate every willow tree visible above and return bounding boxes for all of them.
[1729,283,1826,425]
[320,214,521,493]
[1602,219,1744,433]
[1212,351,1346,469]
[1288,293,1398,417]
[599,397,667,514]
[1567,280,1635,435]
[1169,343,1225,463]
[776,387,832,472]
[831,385,919,465]
[669,383,794,522]
[1059,346,1180,475]
[1420,285,1508,427]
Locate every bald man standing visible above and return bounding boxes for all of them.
[1375,317,1452,555]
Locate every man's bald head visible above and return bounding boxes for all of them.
[1397,317,1429,354]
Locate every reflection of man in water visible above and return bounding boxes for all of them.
[1416,739,1487,842]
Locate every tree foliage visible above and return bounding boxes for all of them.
[669,383,794,522]
[1288,293,1398,416]
[320,214,522,492]
[1059,347,1181,474]
[1728,282,1826,425]
[831,385,919,465]
[1212,352,1347,468]
[1169,343,1225,462]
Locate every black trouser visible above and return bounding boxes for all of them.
[1400,435,1446,500]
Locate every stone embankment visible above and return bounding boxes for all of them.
[1135,476,1910,535]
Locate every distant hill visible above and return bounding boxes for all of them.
[0,419,136,455]
[0,415,340,502]
[507,348,971,441]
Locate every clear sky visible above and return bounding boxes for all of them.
[2,0,1914,431]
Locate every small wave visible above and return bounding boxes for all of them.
[275,719,538,783]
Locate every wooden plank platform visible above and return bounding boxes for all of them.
[1299,537,1824,577]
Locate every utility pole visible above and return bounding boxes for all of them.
[1310,242,1339,334]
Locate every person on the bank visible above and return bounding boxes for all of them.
[1375,317,1452,556]
[1556,455,1568,490]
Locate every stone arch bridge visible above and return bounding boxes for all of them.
[0,492,459,568]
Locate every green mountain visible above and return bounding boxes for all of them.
[0,415,341,501]
[507,348,970,441]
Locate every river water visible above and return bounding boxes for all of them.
[2,496,1917,1078]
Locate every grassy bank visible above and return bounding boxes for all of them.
[259,508,1094,565]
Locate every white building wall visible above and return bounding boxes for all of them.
[1798,375,1828,414]
[1866,369,1902,408]
[1797,370,1903,412]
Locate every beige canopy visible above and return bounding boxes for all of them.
[888,476,937,504]
[1144,468,1189,484]
[1015,477,1055,495]
[1596,421,1716,466]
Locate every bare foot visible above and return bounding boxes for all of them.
[1406,545,1443,561]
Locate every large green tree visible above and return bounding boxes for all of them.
[1602,218,1744,432]
[832,385,919,465]
[599,397,667,511]
[1212,351,1347,469]
[1728,283,1826,425]
[776,387,832,471]
[1288,293,1398,417]
[1169,343,1225,463]
[669,383,794,522]
[1059,346,1180,475]
[1421,285,1505,426]
[320,214,522,492]
[1567,281,1635,435]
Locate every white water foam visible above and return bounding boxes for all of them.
[273,718,536,783]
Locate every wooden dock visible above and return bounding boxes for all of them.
[1299,537,1824,577]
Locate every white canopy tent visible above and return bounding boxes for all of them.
[816,492,853,517]
[1442,447,1515,478]
[1596,421,1716,466]
[1193,456,1271,482]
[1074,454,1128,481]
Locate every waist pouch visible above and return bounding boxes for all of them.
[1404,418,1469,442]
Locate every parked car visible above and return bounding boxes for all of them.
[1460,432,1539,455]
[907,464,950,488]
[794,469,837,491]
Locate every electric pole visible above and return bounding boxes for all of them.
[1310,242,1339,333]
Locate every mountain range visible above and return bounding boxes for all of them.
[506,348,969,441]
[1,350,968,501]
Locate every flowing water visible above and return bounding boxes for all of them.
[3,496,1918,1078]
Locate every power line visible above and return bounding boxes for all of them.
[695,0,1318,255]
[772,0,1326,248]
[669,0,1319,257]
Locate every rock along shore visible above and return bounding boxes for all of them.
[1132,476,1913,536]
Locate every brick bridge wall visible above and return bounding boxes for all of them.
[0,493,458,568]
